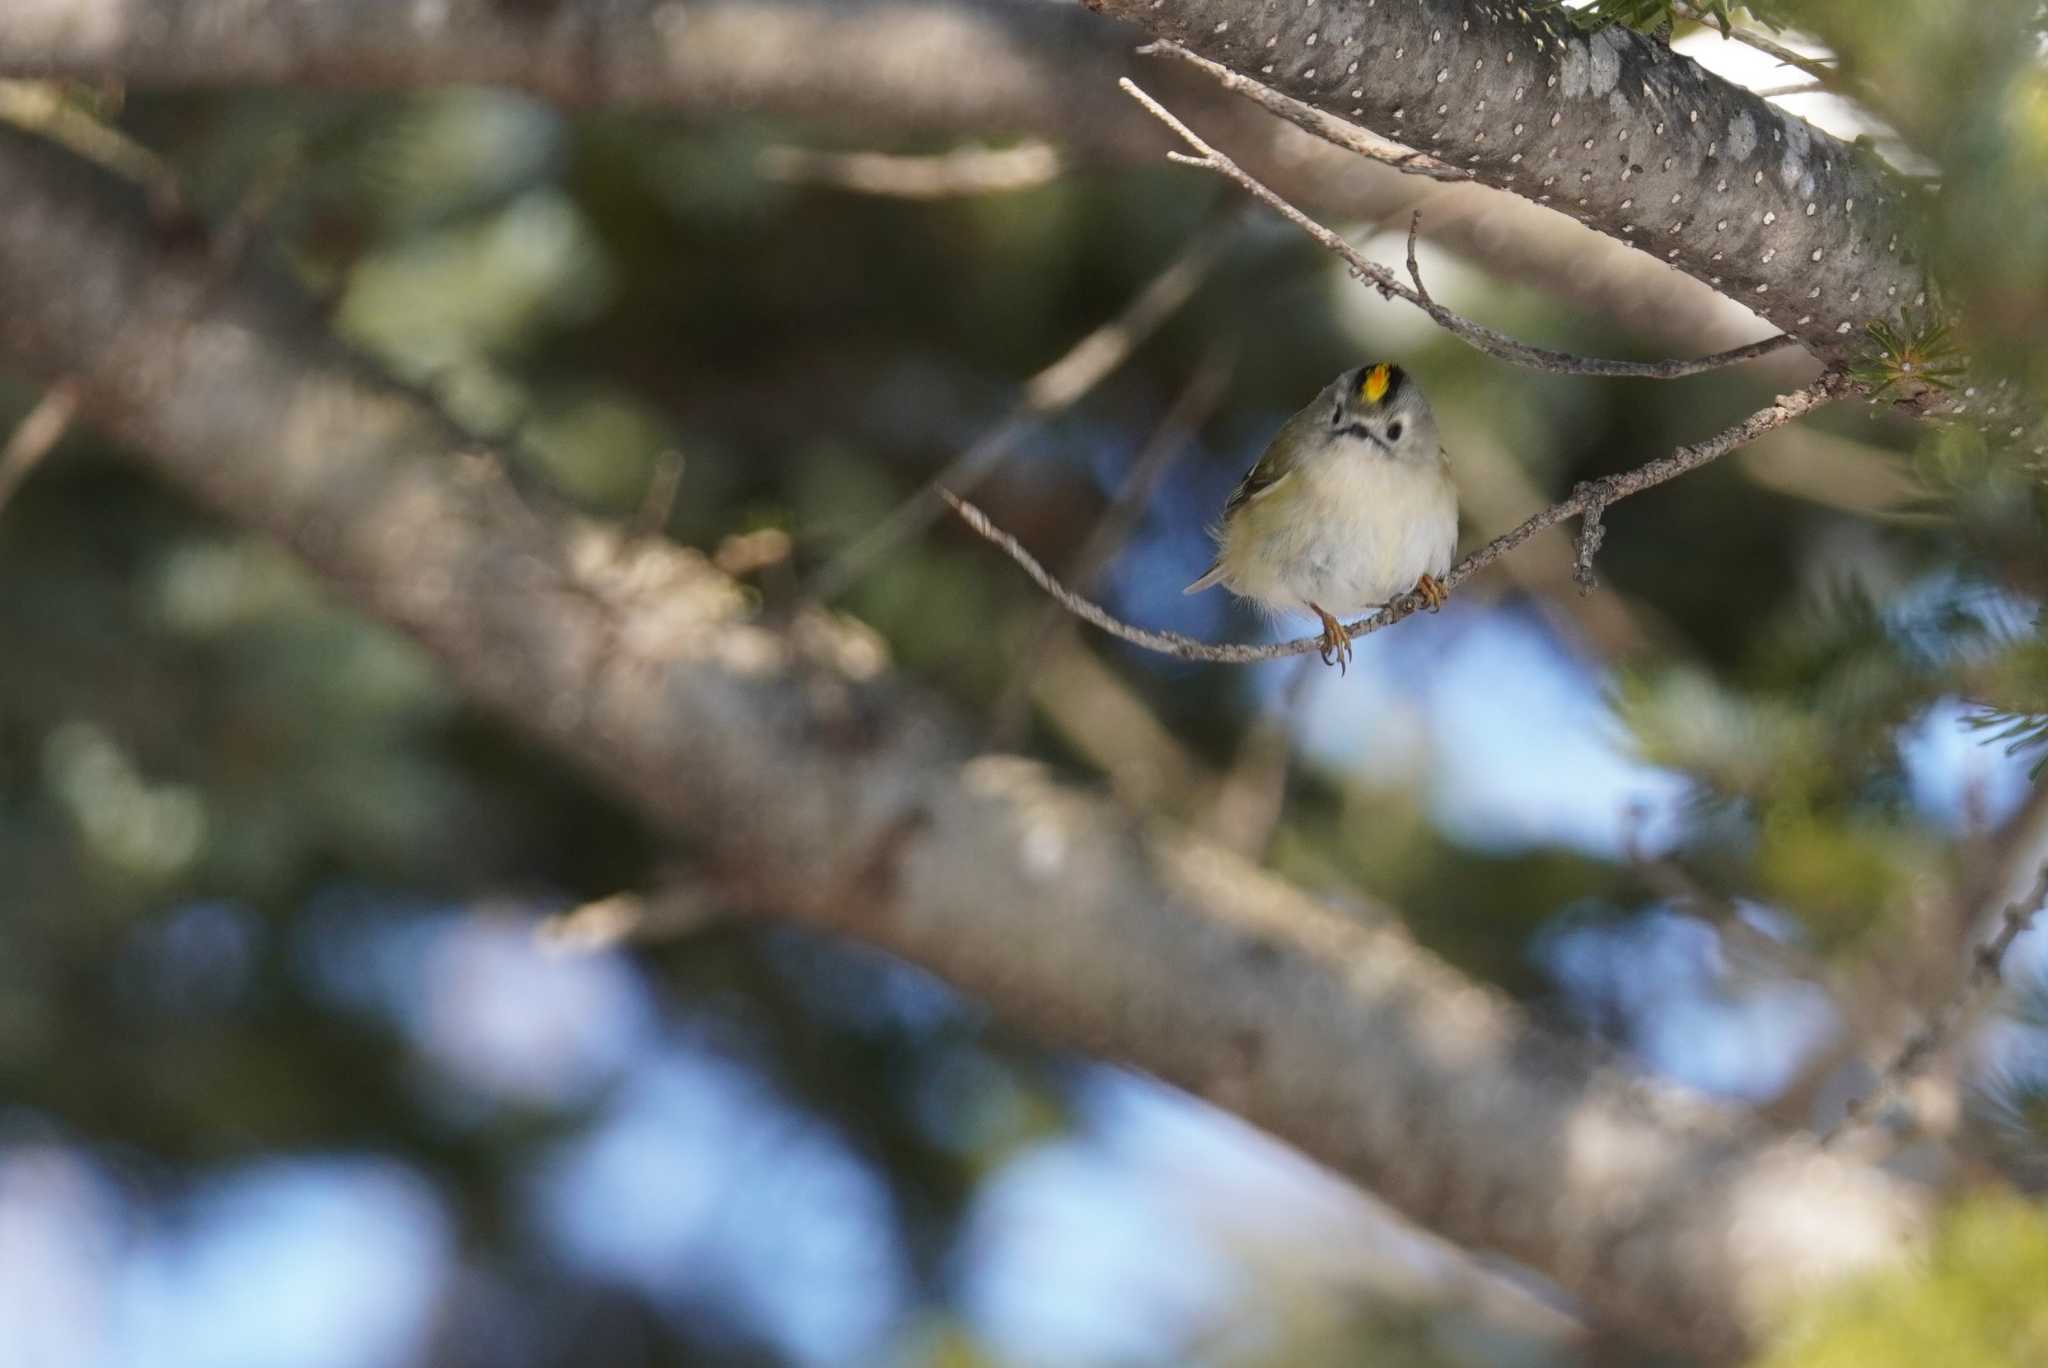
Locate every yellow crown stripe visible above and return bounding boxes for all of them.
[1360,364,1392,404]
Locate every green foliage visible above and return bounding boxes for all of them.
[1790,0,2048,410]
[1960,613,2048,775]
[1969,1056,2048,1190]
[1851,317,1969,402]
[1612,579,1984,954]
[518,386,671,511]
[1758,1196,2048,1367]
[1964,708,2048,773]
[1753,810,1924,952]
[1911,421,1997,498]
[1617,664,1825,802]
[1621,583,1942,804]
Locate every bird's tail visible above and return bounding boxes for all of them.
[1183,562,1226,595]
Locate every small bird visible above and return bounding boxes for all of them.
[1184,362,1457,671]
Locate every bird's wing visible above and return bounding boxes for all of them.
[1220,405,1316,518]
[1221,462,1290,519]
[1188,404,1321,594]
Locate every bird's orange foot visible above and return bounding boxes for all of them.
[1412,574,1448,613]
[1310,602,1352,674]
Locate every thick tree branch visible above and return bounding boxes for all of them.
[0,0,1789,364]
[1138,38,1476,182]
[0,127,1926,1360]
[1086,0,1928,373]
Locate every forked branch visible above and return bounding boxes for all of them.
[947,375,1852,665]
[1121,78,1798,380]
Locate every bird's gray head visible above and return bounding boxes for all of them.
[1322,362,1438,465]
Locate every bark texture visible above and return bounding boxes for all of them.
[0,125,1928,1359]
[0,0,1791,357]
[1087,0,1929,366]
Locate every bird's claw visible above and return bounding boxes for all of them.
[1311,603,1352,675]
[1413,574,1448,613]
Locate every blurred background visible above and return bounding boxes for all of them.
[4,1,2048,1364]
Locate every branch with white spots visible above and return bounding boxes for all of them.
[1087,0,1932,377]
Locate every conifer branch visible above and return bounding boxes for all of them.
[945,374,1853,666]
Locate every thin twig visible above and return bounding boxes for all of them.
[1824,862,2048,1147]
[0,379,82,519]
[1073,347,1237,581]
[1137,41,1473,183]
[1672,3,1841,86]
[758,141,1062,198]
[1752,80,1828,99]
[537,883,727,952]
[1447,424,1666,657]
[1975,888,2046,983]
[1572,496,1608,595]
[945,376,1852,665]
[805,210,1240,603]
[1759,780,2048,1134]
[1403,212,1434,305]
[988,344,1236,746]
[0,80,183,219]
[1121,78,1798,380]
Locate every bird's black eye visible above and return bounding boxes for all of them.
[1330,405,1344,427]
[1387,420,1405,442]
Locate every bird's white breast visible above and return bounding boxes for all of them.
[1217,451,1457,617]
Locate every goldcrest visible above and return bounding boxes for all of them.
[1185,363,1457,670]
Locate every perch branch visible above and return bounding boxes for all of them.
[945,375,1852,665]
